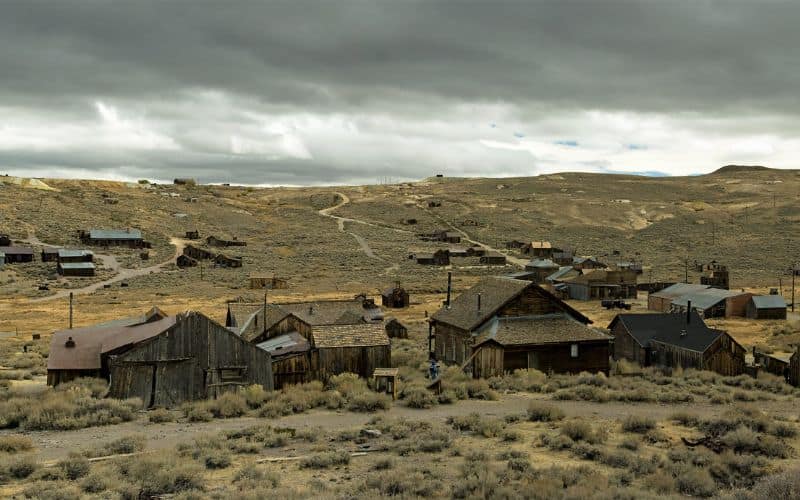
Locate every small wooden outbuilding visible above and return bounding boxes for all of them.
[206,235,247,247]
[480,253,507,265]
[416,250,450,266]
[250,273,288,290]
[185,230,200,240]
[80,229,147,248]
[176,255,198,268]
[381,283,409,308]
[385,317,408,339]
[746,295,787,320]
[0,246,34,263]
[58,262,96,277]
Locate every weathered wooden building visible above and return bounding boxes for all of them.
[466,245,486,257]
[416,250,450,266]
[185,230,200,240]
[311,323,391,380]
[381,284,409,308]
[0,246,34,263]
[522,241,554,258]
[385,317,408,339]
[789,348,800,387]
[108,312,272,407]
[80,229,147,248]
[249,273,289,290]
[177,255,198,268]
[214,254,243,268]
[572,256,606,271]
[524,259,560,284]
[430,276,607,376]
[480,253,507,265]
[58,262,96,277]
[698,261,730,289]
[41,248,59,262]
[648,283,710,312]
[670,288,752,318]
[746,295,787,320]
[206,235,247,247]
[58,249,94,263]
[183,245,216,261]
[608,310,745,376]
[448,247,469,258]
[752,348,790,378]
[563,269,638,301]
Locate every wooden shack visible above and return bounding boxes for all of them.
[215,254,242,268]
[522,241,553,258]
[0,246,34,263]
[58,262,96,277]
[789,348,800,387]
[416,250,450,266]
[609,310,745,376]
[563,269,638,301]
[312,323,391,380]
[207,235,247,247]
[480,253,507,265]
[385,317,408,339]
[670,288,752,318]
[430,276,602,374]
[466,245,486,257]
[106,312,272,407]
[176,255,198,268]
[185,230,200,240]
[58,249,93,263]
[41,248,59,262]
[249,273,288,290]
[183,245,216,260]
[746,295,787,320]
[752,348,790,378]
[80,229,147,248]
[381,283,409,308]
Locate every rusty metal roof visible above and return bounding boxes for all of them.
[48,313,176,370]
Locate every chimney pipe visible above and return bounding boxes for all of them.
[446,272,452,308]
[686,300,691,324]
[477,293,482,312]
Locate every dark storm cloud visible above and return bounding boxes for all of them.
[1,1,799,183]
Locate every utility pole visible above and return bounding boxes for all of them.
[792,267,796,313]
[69,292,73,330]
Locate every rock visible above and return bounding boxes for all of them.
[360,429,382,438]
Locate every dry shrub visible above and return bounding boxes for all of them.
[365,469,441,497]
[676,466,716,497]
[527,401,565,422]
[148,407,175,423]
[465,379,498,400]
[299,450,351,469]
[91,434,146,457]
[22,480,82,500]
[182,402,213,422]
[203,449,232,469]
[0,454,39,480]
[234,462,279,489]
[403,385,438,408]
[209,392,248,418]
[242,384,270,408]
[328,373,368,397]
[0,435,33,453]
[347,391,390,412]
[621,415,656,434]
[560,419,605,444]
[80,472,109,493]
[116,452,204,497]
[447,413,504,438]
[744,468,800,499]
[58,452,90,480]
[644,470,676,494]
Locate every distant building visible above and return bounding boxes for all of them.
[206,235,247,247]
[81,229,147,248]
[381,283,409,308]
[746,295,787,320]
[648,283,710,312]
[562,269,638,301]
[58,249,93,263]
[697,261,730,289]
[185,230,200,240]
[176,255,198,268]
[608,311,745,376]
[479,252,507,265]
[416,250,450,266]
[249,273,288,290]
[524,259,560,284]
[41,248,60,262]
[385,317,408,339]
[58,262,95,277]
[0,246,34,263]
[522,241,554,258]
[752,348,789,379]
[670,288,752,319]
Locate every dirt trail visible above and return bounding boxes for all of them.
[28,237,187,303]
[318,192,388,262]
[12,393,796,462]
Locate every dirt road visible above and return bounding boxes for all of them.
[28,237,187,303]
[12,392,794,462]
[318,192,389,262]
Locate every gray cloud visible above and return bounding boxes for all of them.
[1,1,799,184]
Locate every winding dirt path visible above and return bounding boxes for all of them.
[27,237,187,303]
[318,192,389,262]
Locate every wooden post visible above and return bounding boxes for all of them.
[69,292,73,329]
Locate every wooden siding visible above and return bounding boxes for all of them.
[272,352,315,389]
[317,345,390,380]
[497,286,569,317]
[789,350,800,387]
[433,323,472,364]
[473,340,609,377]
[703,333,746,376]
[648,295,673,312]
[746,303,787,320]
[108,313,273,408]
[725,294,752,318]
[610,321,648,365]
[46,369,101,386]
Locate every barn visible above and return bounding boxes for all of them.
[108,312,273,407]
[746,295,787,320]
[430,276,603,376]
[381,284,409,308]
[609,310,745,376]
[471,316,611,377]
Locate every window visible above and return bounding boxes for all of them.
[219,368,245,382]
[570,344,579,358]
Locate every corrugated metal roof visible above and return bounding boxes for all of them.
[89,229,142,240]
[526,258,558,269]
[751,295,787,309]
[650,283,710,300]
[312,323,390,348]
[0,246,34,255]
[58,249,93,258]
[256,332,310,357]
[59,262,96,270]
[671,288,747,311]
[546,266,579,282]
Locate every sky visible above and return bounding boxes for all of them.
[1,1,799,185]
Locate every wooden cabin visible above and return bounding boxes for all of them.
[41,248,59,262]
[177,255,198,268]
[206,235,247,247]
[185,230,200,240]
[214,254,243,268]
[108,312,272,407]
[0,246,34,263]
[563,269,637,301]
[416,250,450,266]
[608,311,745,376]
[58,262,96,277]
[183,244,216,261]
[522,241,553,258]
[746,295,787,320]
[381,284,409,308]
[448,247,469,258]
[571,256,606,271]
[752,348,790,379]
[789,349,800,387]
[670,289,752,319]
[430,277,608,376]
[466,245,486,257]
[385,317,408,339]
[58,249,93,263]
[80,229,147,248]
[480,253,507,265]
[524,259,560,284]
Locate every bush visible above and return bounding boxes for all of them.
[148,408,175,423]
[209,393,248,418]
[204,450,232,469]
[22,481,82,500]
[676,467,716,497]
[58,452,90,480]
[746,468,800,499]
[527,402,565,422]
[120,452,205,496]
[560,420,600,443]
[465,379,497,400]
[621,415,656,434]
[447,413,504,438]
[347,392,390,412]
[80,473,109,493]
[328,373,368,397]
[0,435,33,453]
[404,386,438,409]
[299,450,351,469]
[242,385,270,408]
[2,455,39,479]
[372,458,394,470]
[234,462,279,488]
[97,434,146,456]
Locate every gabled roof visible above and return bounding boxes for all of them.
[89,229,142,240]
[256,332,310,357]
[751,295,787,309]
[58,249,93,259]
[59,262,96,270]
[431,276,590,332]
[312,323,390,348]
[0,246,34,255]
[608,311,720,352]
[281,299,383,325]
[564,269,636,286]
[475,315,609,347]
[649,283,710,300]
[48,314,177,370]
[671,288,748,311]
[526,258,559,269]
[546,266,580,282]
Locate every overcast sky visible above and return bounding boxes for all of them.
[1,1,799,185]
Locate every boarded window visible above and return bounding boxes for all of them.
[220,368,245,382]
[570,344,579,358]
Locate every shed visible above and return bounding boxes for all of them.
[448,247,469,258]
[107,312,271,406]
[472,315,611,377]
[81,229,146,248]
[752,349,790,378]
[670,289,752,318]
[416,250,450,266]
[563,269,638,301]
[523,241,553,258]
[381,284,409,308]
[545,266,581,285]
[215,254,243,268]
[176,255,198,268]
[480,253,507,265]
[185,230,200,240]
[41,248,60,262]
[206,235,247,247]
[58,249,94,263]
[466,245,486,257]
[0,246,34,263]
[746,295,787,320]
[58,262,96,277]
[608,311,745,376]
[257,332,312,389]
[312,323,391,380]
[385,317,408,339]
[183,245,216,260]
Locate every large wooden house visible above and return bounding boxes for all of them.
[608,311,745,376]
[430,277,609,376]
[562,269,638,300]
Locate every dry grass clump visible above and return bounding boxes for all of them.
[234,462,280,489]
[115,451,205,497]
[299,450,351,469]
[224,424,294,449]
[58,452,90,480]
[0,435,33,453]
[620,415,656,434]
[208,392,248,418]
[402,384,438,408]
[676,467,717,497]
[559,419,607,444]
[447,412,505,438]
[147,407,175,423]
[0,454,39,481]
[527,401,565,422]
[84,434,146,458]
